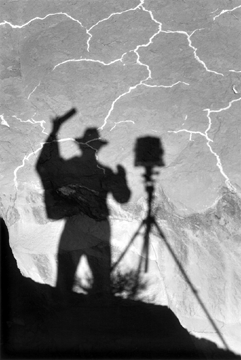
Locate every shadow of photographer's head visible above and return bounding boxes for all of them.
[75,128,108,151]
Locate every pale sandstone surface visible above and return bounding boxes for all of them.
[191,9,241,74]
[145,0,241,31]
[88,8,158,62]
[209,100,241,192]
[1,0,241,354]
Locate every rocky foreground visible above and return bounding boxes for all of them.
[1,217,239,359]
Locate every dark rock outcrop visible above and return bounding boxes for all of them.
[1,217,239,359]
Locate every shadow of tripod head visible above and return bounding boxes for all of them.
[134,136,165,184]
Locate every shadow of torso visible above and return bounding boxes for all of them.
[37,137,130,297]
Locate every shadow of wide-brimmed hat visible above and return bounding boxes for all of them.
[75,128,108,148]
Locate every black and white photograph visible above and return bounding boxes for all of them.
[1,1,241,359]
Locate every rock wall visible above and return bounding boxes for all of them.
[1,0,241,354]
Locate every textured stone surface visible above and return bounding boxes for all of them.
[1,0,241,354]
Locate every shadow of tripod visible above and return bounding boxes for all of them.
[112,136,229,351]
[111,165,158,274]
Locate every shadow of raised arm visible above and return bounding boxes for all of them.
[36,108,76,170]
[35,109,77,219]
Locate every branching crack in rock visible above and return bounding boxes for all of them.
[12,114,48,135]
[2,0,240,191]
[13,137,77,189]
[161,28,224,77]
[86,1,143,52]
[169,97,241,192]
[13,134,105,189]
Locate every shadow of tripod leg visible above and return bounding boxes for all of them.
[137,232,149,274]
[111,221,145,272]
[153,219,230,351]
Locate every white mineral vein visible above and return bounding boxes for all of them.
[27,81,41,100]
[52,55,126,70]
[12,114,35,125]
[213,4,241,20]
[0,12,85,29]
[0,114,10,127]
[11,114,47,136]
[110,120,135,132]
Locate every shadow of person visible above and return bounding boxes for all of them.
[1,130,238,358]
[36,110,131,302]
